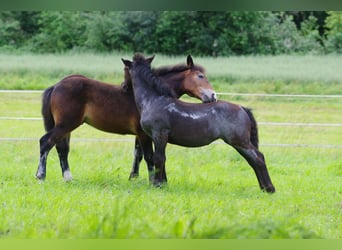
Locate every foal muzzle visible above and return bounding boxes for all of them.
[201,89,217,103]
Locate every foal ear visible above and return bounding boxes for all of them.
[187,55,194,69]
[121,58,132,68]
[146,55,155,65]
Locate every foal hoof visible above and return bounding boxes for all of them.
[63,170,73,182]
[263,186,276,193]
[35,173,46,181]
[152,180,167,188]
[128,172,139,180]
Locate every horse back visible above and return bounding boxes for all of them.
[140,99,252,147]
[49,75,141,134]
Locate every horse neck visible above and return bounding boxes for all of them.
[131,63,177,110]
[158,72,185,98]
[132,71,163,111]
[120,67,133,92]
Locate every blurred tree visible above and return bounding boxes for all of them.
[324,11,342,53]
[120,11,160,52]
[84,11,123,52]
[0,11,23,47]
[30,11,87,53]
[0,11,331,55]
[155,11,195,55]
[285,11,328,36]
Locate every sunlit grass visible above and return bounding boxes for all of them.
[0,138,341,238]
[0,92,341,238]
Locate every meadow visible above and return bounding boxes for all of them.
[0,53,341,239]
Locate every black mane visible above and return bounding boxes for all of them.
[133,55,177,98]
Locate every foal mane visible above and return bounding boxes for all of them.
[133,54,177,98]
[120,66,133,92]
[122,55,205,93]
[153,63,205,77]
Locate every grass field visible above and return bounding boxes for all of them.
[0,53,341,238]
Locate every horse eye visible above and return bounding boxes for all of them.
[198,74,204,79]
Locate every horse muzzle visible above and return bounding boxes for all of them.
[201,89,217,103]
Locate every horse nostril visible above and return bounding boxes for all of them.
[201,89,217,103]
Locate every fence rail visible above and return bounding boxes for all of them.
[0,137,341,149]
[1,116,342,128]
[1,91,341,149]
[1,90,342,99]
[216,92,342,98]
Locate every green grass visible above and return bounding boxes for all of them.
[0,53,342,94]
[0,136,341,238]
[0,53,341,239]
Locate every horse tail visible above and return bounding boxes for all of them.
[242,107,259,149]
[41,86,55,132]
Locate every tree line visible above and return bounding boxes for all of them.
[0,11,341,56]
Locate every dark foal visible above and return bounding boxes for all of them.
[36,56,216,182]
[123,54,275,193]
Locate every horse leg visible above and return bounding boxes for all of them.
[233,144,275,193]
[55,133,72,181]
[151,130,168,187]
[36,126,71,180]
[129,137,143,180]
[138,133,155,184]
[36,131,55,180]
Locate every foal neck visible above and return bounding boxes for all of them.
[134,64,177,99]
[153,66,190,98]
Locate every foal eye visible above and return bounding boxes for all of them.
[198,74,204,79]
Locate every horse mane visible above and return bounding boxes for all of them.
[120,66,133,92]
[122,54,205,94]
[133,54,177,98]
[153,63,205,77]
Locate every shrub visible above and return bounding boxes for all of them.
[324,11,342,53]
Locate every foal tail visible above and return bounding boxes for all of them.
[41,86,55,132]
[242,107,259,149]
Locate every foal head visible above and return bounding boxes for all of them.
[122,53,177,98]
[151,55,216,102]
[122,54,217,102]
[182,55,217,103]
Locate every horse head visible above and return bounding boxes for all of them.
[183,55,217,103]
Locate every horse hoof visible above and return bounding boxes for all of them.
[129,173,139,180]
[35,173,46,180]
[153,180,167,188]
[264,186,276,193]
[152,180,162,188]
[63,170,73,182]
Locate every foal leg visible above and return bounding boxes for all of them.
[55,133,72,181]
[36,131,56,180]
[129,134,155,183]
[233,144,275,193]
[139,134,155,184]
[36,126,70,180]
[152,130,168,187]
[129,137,143,180]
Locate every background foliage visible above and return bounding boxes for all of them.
[0,11,341,56]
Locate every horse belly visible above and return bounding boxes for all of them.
[168,137,215,147]
[84,105,140,135]
[168,121,218,147]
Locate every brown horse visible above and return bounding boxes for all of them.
[123,54,275,193]
[35,55,217,182]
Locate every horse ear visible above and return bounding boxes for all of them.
[146,55,155,65]
[187,55,194,69]
[121,58,132,68]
